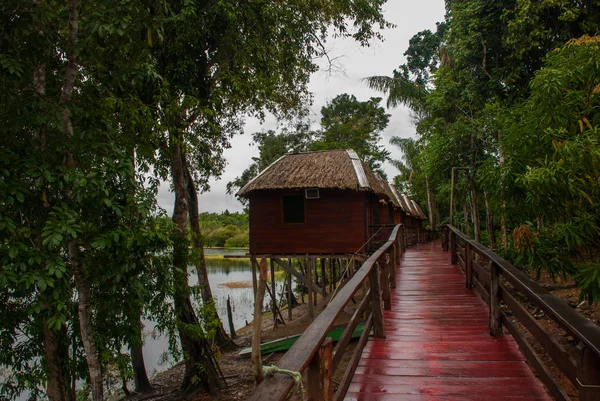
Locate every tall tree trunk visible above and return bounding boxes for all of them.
[499,130,508,248]
[70,242,104,401]
[463,203,470,236]
[130,315,152,393]
[43,322,74,401]
[126,153,153,393]
[500,198,508,248]
[425,176,435,229]
[59,2,105,397]
[470,180,480,243]
[183,158,233,349]
[485,193,495,249]
[33,33,70,401]
[170,135,224,393]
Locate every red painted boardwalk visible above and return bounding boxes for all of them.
[345,240,553,401]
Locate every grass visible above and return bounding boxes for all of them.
[219,281,253,289]
[204,254,250,261]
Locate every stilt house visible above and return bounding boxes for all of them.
[237,150,394,256]
[401,193,427,229]
[389,185,408,225]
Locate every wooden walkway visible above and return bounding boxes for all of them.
[345,240,553,401]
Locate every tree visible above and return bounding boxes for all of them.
[374,0,600,303]
[227,123,314,202]
[0,1,173,399]
[0,1,394,397]
[364,23,448,229]
[147,0,392,394]
[312,94,390,173]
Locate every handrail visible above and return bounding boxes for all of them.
[247,224,410,401]
[443,224,600,401]
[445,224,600,356]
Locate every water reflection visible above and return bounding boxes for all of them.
[143,249,267,376]
[10,249,264,400]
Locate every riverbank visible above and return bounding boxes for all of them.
[114,288,362,401]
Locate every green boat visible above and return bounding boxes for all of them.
[238,322,367,357]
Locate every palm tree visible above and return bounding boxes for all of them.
[363,75,435,228]
[362,75,427,111]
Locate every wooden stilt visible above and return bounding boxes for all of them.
[251,257,258,298]
[313,259,318,307]
[272,258,324,295]
[307,256,314,320]
[321,258,327,297]
[252,258,268,383]
[270,258,277,327]
[226,295,236,339]
[287,272,293,322]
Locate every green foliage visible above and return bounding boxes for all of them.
[224,233,250,249]
[229,93,391,199]
[226,124,314,200]
[198,212,249,248]
[370,1,600,302]
[0,0,393,396]
[312,93,390,173]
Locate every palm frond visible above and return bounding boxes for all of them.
[362,75,427,110]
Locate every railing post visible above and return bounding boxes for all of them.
[307,256,314,320]
[390,245,397,289]
[400,227,406,254]
[489,261,502,336]
[380,261,391,311]
[465,243,473,289]
[369,265,385,338]
[442,226,448,251]
[307,337,333,401]
[577,344,600,401]
[450,232,457,265]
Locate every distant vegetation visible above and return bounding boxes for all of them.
[200,211,249,248]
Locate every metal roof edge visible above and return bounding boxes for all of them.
[346,149,369,188]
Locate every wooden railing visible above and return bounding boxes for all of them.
[442,225,600,401]
[370,225,431,252]
[247,224,428,401]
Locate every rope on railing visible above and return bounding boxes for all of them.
[262,365,305,400]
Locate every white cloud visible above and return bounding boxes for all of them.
[159,0,446,214]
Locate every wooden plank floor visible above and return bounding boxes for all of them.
[345,240,553,401]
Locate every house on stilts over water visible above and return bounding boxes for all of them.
[237,148,428,257]
[236,149,428,324]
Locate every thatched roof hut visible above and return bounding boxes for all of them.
[411,200,428,220]
[377,177,401,209]
[238,149,400,255]
[238,149,389,200]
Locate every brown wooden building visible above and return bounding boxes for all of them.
[237,150,394,256]
[388,184,408,225]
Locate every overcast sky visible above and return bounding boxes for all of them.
[158,0,447,214]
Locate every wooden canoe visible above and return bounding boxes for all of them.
[238,322,367,357]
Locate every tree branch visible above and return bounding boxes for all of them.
[59,0,79,139]
[479,34,493,80]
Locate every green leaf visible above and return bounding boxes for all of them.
[8,247,18,259]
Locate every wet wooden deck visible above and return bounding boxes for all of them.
[345,240,553,401]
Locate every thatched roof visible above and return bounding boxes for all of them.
[378,178,401,208]
[397,193,414,216]
[411,200,428,220]
[388,184,406,212]
[237,149,389,198]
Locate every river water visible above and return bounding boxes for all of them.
[9,249,257,400]
[141,248,255,375]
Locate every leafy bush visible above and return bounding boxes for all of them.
[224,232,249,249]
